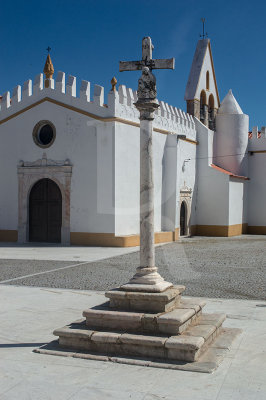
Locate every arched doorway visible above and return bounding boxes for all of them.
[180,201,187,236]
[29,178,62,243]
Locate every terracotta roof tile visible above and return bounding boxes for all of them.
[211,164,249,180]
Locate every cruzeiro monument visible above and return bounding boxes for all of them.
[38,38,240,372]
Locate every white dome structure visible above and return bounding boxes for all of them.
[215,90,249,176]
[218,89,243,115]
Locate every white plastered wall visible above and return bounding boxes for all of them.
[195,118,247,228]
[114,124,172,236]
[195,118,229,226]
[228,179,247,226]
[176,139,197,230]
[114,123,139,236]
[247,151,266,226]
[0,102,115,236]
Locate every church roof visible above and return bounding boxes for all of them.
[218,89,243,115]
[211,164,249,180]
[184,39,219,104]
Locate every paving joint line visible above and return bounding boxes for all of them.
[0,261,91,284]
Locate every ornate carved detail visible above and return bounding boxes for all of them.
[19,153,71,168]
[180,184,192,196]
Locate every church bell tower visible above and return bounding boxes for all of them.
[184,38,220,130]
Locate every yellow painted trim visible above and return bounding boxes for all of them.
[174,228,179,241]
[228,223,248,236]
[247,226,266,235]
[187,98,200,103]
[249,150,266,154]
[192,224,247,237]
[190,225,197,236]
[0,230,18,242]
[0,97,198,144]
[153,126,198,144]
[0,97,118,125]
[181,138,198,145]
[70,230,179,247]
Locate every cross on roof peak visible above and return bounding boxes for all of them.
[200,18,208,39]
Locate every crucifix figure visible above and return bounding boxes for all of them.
[119,37,175,292]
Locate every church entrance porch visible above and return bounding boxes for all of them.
[17,153,72,245]
[179,186,192,237]
[29,179,62,243]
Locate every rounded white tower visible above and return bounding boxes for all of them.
[215,89,249,176]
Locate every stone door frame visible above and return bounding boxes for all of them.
[17,153,72,245]
[179,185,192,236]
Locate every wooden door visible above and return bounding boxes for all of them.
[180,201,186,236]
[29,179,62,243]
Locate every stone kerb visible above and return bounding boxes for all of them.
[0,72,196,141]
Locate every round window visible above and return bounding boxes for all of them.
[38,124,54,145]
[33,121,56,148]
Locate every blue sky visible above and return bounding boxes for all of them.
[0,0,264,127]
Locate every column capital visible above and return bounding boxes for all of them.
[134,100,159,120]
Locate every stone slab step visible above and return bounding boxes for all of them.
[184,313,226,350]
[82,298,206,335]
[54,312,225,362]
[199,313,226,327]
[157,298,206,334]
[36,327,241,373]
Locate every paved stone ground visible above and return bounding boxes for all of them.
[0,235,265,300]
[1,285,266,400]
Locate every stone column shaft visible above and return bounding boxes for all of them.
[120,60,173,292]
[140,116,155,268]
[121,101,172,292]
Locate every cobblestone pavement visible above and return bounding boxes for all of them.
[0,236,265,300]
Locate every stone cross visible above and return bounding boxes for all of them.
[120,37,175,292]
[119,37,175,72]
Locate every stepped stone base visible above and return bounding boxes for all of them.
[54,312,225,363]
[50,284,237,369]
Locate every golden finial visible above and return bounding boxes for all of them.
[111,76,117,92]
[43,47,54,87]
[43,54,54,79]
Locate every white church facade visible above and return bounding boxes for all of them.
[0,38,265,246]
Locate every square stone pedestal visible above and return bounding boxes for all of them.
[105,285,185,313]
